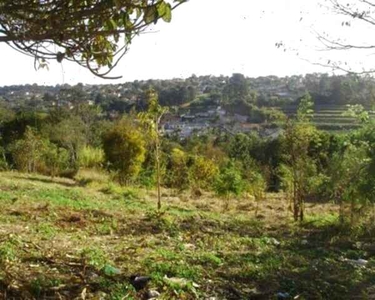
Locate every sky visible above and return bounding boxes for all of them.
[0,0,372,86]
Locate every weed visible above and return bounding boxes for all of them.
[34,223,58,239]
[0,241,17,263]
[80,247,109,270]
[196,252,223,266]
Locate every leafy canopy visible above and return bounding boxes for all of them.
[0,0,186,78]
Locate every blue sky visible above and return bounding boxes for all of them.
[0,0,369,85]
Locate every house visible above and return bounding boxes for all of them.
[181,114,195,122]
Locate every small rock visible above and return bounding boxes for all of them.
[146,290,160,299]
[94,291,107,300]
[164,275,188,287]
[184,243,196,250]
[130,275,151,290]
[277,292,290,299]
[270,238,281,247]
[344,258,368,267]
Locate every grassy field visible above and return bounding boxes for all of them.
[0,171,375,299]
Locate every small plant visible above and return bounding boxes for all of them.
[138,88,168,210]
[0,241,17,263]
[80,247,109,270]
[35,223,58,239]
[197,252,223,267]
[214,161,245,209]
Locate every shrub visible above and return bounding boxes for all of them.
[166,148,189,190]
[42,141,71,177]
[189,155,218,190]
[102,118,146,184]
[0,147,8,171]
[9,126,45,173]
[79,146,105,169]
[214,161,245,198]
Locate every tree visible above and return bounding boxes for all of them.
[214,161,245,208]
[10,126,45,173]
[328,142,370,224]
[102,117,146,184]
[281,94,318,221]
[246,171,266,217]
[138,89,168,210]
[0,0,186,78]
[44,116,87,172]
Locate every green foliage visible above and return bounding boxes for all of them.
[0,0,186,78]
[343,104,370,124]
[189,155,218,190]
[296,93,314,122]
[328,141,371,223]
[138,89,168,209]
[80,247,109,270]
[42,141,71,177]
[9,126,45,173]
[45,116,86,168]
[166,148,189,190]
[79,146,105,169]
[214,161,245,198]
[103,118,146,184]
[281,94,319,221]
[246,171,266,202]
[0,146,8,171]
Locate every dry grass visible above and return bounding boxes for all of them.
[0,171,373,300]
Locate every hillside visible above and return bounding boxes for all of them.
[0,172,375,299]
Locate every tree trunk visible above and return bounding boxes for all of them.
[293,182,299,222]
[299,196,304,222]
[339,199,344,224]
[156,138,161,211]
[350,199,355,225]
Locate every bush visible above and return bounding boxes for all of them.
[102,118,146,184]
[166,148,189,190]
[189,155,218,190]
[9,126,45,173]
[79,146,104,169]
[9,126,78,177]
[42,141,71,177]
[214,161,245,198]
[0,147,8,171]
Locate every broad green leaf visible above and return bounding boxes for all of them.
[158,2,172,22]
[144,6,157,24]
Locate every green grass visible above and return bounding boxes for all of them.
[0,171,375,299]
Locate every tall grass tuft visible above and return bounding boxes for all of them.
[79,146,104,169]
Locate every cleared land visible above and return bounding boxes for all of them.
[283,104,375,131]
[0,172,375,299]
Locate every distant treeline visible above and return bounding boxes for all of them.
[1,73,375,116]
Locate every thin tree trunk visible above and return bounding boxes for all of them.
[350,199,355,225]
[339,198,344,224]
[300,196,304,222]
[293,180,299,222]
[156,137,161,211]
